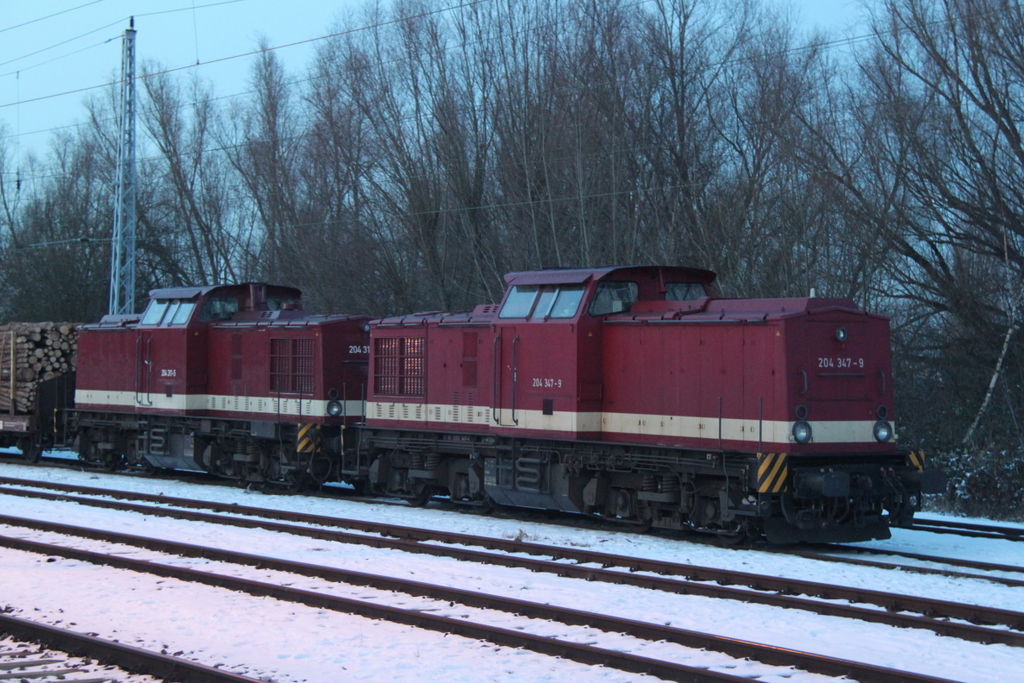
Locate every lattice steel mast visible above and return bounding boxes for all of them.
[109,18,137,316]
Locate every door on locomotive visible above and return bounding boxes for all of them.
[495,326,517,427]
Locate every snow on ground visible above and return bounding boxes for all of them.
[0,461,1022,682]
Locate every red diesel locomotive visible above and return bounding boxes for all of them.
[1,265,938,543]
[353,265,939,543]
[73,282,369,485]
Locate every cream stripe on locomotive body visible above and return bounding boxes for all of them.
[365,400,886,448]
[76,390,365,421]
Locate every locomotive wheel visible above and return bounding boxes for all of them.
[409,483,434,507]
[714,520,753,547]
[285,473,308,493]
[101,452,125,472]
[348,479,372,497]
[17,439,41,463]
[308,454,333,484]
[476,494,497,515]
[632,518,653,533]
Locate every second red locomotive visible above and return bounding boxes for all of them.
[73,282,369,485]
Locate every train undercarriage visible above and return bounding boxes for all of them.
[346,428,931,544]
[72,410,337,489]
[66,411,934,544]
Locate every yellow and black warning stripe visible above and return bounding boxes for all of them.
[907,450,925,472]
[297,423,321,454]
[757,452,789,493]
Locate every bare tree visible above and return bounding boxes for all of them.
[140,69,242,286]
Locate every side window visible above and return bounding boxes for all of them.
[267,297,301,311]
[499,285,539,319]
[588,282,638,316]
[549,285,585,318]
[199,297,239,321]
[666,282,706,301]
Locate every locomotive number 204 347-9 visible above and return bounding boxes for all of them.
[818,357,865,369]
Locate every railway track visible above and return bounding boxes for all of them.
[909,516,1024,541]
[0,514,962,683]
[0,617,259,682]
[1,476,1023,650]
[10,452,1024,549]
[785,545,1024,587]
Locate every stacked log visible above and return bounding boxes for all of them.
[0,323,79,414]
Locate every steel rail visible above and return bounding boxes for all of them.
[1,480,1023,640]
[0,531,806,683]
[0,613,261,682]
[784,549,1024,588]
[0,522,962,683]
[804,543,1024,575]
[910,517,1024,542]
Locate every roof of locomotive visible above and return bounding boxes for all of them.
[212,312,371,328]
[373,265,719,326]
[147,282,303,301]
[608,296,887,323]
[84,282,369,329]
[502,264,717,287]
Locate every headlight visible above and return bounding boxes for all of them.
[873,419,893,442]
[327,399,344,417]
[835,327,848,343]
[792,420,812,444]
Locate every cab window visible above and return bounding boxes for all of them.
[199,297,240,321]
[170,302,196,324]
[140,300,169,325]
[549,285,585,318]
[267,297,301,311]
[140,299,197,326]
[588,281,638,315]
[499,285,539,318]
[530,288,557,320]
[666,282,706,301]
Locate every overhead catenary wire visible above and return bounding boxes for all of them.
[0,0,850,155]
[0,0,246,72]
[0,0,108,37]
[0,0,489,112]
[1,0,1012,227]
[0,0,999,149]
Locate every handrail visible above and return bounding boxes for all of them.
[511,336,520,425]
[134,335,143,405]
[492,335,501,424]
[144,337,154,406]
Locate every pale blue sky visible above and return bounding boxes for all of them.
[0,0,869,164]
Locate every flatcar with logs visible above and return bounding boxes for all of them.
[0,266,945,543]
